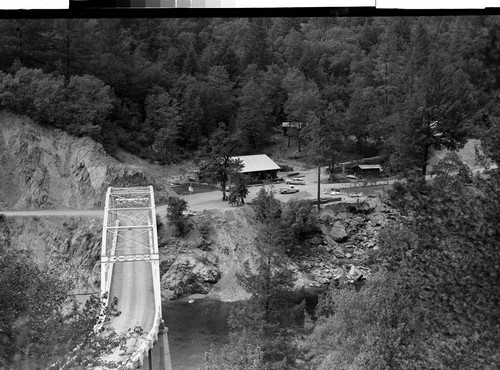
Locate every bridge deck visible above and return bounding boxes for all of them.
[100,186,167,369]
[106,216,156,364]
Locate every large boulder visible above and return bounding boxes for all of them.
[347,199,377,214]
[329,221,348,242]
[332,245,346,258]
[368,212,387,227]
[160,249,221,300]
[307,236,323,246]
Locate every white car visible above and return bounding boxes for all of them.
[280,186,299,194]
[285,177,306,185]
[348,192,364,197]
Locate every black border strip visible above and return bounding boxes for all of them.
[0,2,499,18]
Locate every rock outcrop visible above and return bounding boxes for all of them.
[160,249,221,300]
[6,216,103,292]
[0,112,174,210]
[326,221,348,242]
[156,199,397,300]
[158,207,259,301]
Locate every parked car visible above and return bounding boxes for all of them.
[348,192,364,197]
[280,186,299,194]
[330,190,343,195]
[285,177,306,185]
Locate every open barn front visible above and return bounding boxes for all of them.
[231,154,282,184]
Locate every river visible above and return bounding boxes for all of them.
[163,296,237,370]
[163,287,326,370]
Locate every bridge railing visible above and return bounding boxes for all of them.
[99,186,163,369]
[127,307,162,368]
[95,187,120,333]
[55,186,166,369]
[126,185,162,368]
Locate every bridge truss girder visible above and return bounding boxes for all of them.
[99,185,165,368]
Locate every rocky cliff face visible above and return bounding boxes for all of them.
[0,111,174,210]
[159,207,260,301]
[4,216,103,292]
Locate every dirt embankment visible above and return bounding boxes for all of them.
[0,111,176,210]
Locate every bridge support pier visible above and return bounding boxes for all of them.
[141,320,172,370]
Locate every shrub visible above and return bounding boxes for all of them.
[308,272,424,370]
[251,188,282,221]
[166,197,188,236]
[279,164,294,172]
[196,218,212,237]
[281,199,319,256]
[228,176,249,206]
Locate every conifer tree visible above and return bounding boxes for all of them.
[233,189,299,367]
[198,123,243,201]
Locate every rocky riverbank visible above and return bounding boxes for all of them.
[158,207,259,301]
[157,197,396,302]
[0,195,396,306]
[1,190,395,305]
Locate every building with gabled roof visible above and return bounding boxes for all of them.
[351,164,383,177]
[231,154,281,183]
[356,164,383,171]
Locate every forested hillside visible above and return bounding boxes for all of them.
[0,17,499,174]
[1,16,500,370]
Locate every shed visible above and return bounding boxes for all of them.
[282,121,303,136]
[232,154,281,183]
[352,164,383,177]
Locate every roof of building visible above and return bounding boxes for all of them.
[232,154,281,173]
[355,164,383,171]
[282,122,304,129]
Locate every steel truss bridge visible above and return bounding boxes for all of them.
[99,186,171,369]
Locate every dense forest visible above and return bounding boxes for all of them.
[1,16,500,369]
[1,17,500,174]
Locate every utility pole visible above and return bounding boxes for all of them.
[317,161,321,212]
[316,116,322,213]
[315,102,336,213]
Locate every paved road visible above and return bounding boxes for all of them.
[102,209,156,366]
[177,180,388,212]
[0,185,324,216]
[0,209,104,217]
[0,180,390,218]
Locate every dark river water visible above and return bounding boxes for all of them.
[163,297,237,370]
[163,287,326,370]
